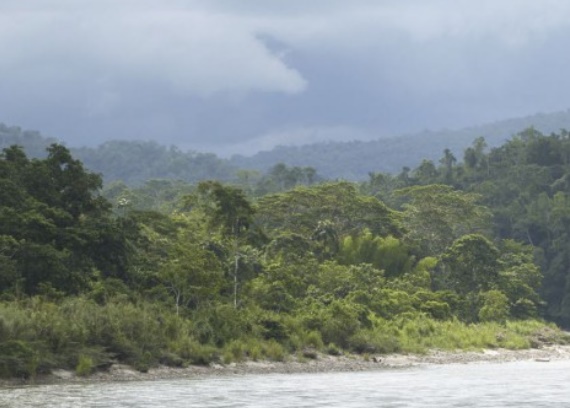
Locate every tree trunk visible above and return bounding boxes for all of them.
[233,236,239,309]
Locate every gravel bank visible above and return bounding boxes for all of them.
[7,345,570,386]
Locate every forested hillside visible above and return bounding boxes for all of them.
[0,125,236,184]
[0,141,564,379]
[232,110,570,179]
[73,141,236,185]
[0,123,59,158]
[3,109,570,184]
[361,129,570,326]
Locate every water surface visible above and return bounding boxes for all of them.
[1,360,569,407]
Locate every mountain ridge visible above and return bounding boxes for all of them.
[2,108,570,183]
[230,109,570,179]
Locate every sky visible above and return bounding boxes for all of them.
[2,0,570,157]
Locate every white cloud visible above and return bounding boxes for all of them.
[2,0,570,154]
[2,1,569,101]
[0,1,307,102]
[248,0,570,50]
[198,125,377,157]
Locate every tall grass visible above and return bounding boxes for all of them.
[0,296,566,379]
[345,316,554,354]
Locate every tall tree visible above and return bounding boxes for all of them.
[256,182,400,240]
[0,144,128,294]
[194,181,257,308]
[395,184,491,256]
[440,234,500,295]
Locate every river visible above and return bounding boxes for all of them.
[1,360,569,407]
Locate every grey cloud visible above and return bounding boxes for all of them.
[1,1,570,155]
[203,126,377,158]
[0,1,307,98]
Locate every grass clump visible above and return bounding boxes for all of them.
[304,331,324,350]
[0,340,39,379]
[263,340,286,362]
[76,355,94,376]
[348,329,401,354]
[326,343,342,356]
[170,337,219,366]
[223,339,248,363]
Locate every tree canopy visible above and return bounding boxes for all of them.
[0,135,566,379]
[0,144,129,295]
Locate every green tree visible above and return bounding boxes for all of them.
[257,182,400,240]
[158,218,224,314]
[338,230,413,278]
[194,181,258,308]
[478,290,510,323]
[439,148,457,184]
[396,185,491,256]
[440,234,500,295]
[0,144,129,295]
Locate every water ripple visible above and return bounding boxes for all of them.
[1,360,570,407]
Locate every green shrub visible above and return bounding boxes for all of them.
[224,340,247,362]
[259,316,289,342]
[159,352,184,367]
[170,337,218,365]
[420,301,452,320]
[134,351,154,373]
[222,349,234,364]
[326,343,342,356]
[263,340,286,362]
[0,340,38,379]
[319,300,362,348]
[248,342,263,361]
[192,304,254,346]
[479,290,510,323]
[76,355,94,376]
[348,330,400,354]
[304,330,324,349]
[287,333,304,352]
[511,299,538,319]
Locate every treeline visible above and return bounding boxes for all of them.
[0,124,325,187]
[73,141,236,185]
[363,129,570,326]
[0,142,563,378]
[231,110,570,179]
[6,109,570,183]
[0,124,237,185]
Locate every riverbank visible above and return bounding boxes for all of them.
[7,344,569,386]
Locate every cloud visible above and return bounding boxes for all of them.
[0,0,307,103]
[197,125,377,157]
[245,0,570,48]
[2,1,570,155]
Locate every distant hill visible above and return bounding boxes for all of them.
[0,123,59,158]
[230,109,570,180]
[3,109,570,183]
[0,125,236,185]
[71,141,236,185]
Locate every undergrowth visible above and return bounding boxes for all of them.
[0,297,564,379]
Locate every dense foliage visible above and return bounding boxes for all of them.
[0,123,323,187]
[0,145,128,295]
[1,142,565,379]
[5,109,570,183]
[231,110,570,179]
[364,129,570,326]
[73,141,237,185]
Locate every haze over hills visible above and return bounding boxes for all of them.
[231,109,570,179]
[2,109,570,183]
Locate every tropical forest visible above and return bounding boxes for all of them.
[2,127,570,379]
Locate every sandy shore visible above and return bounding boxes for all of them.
[8,344,567,386]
